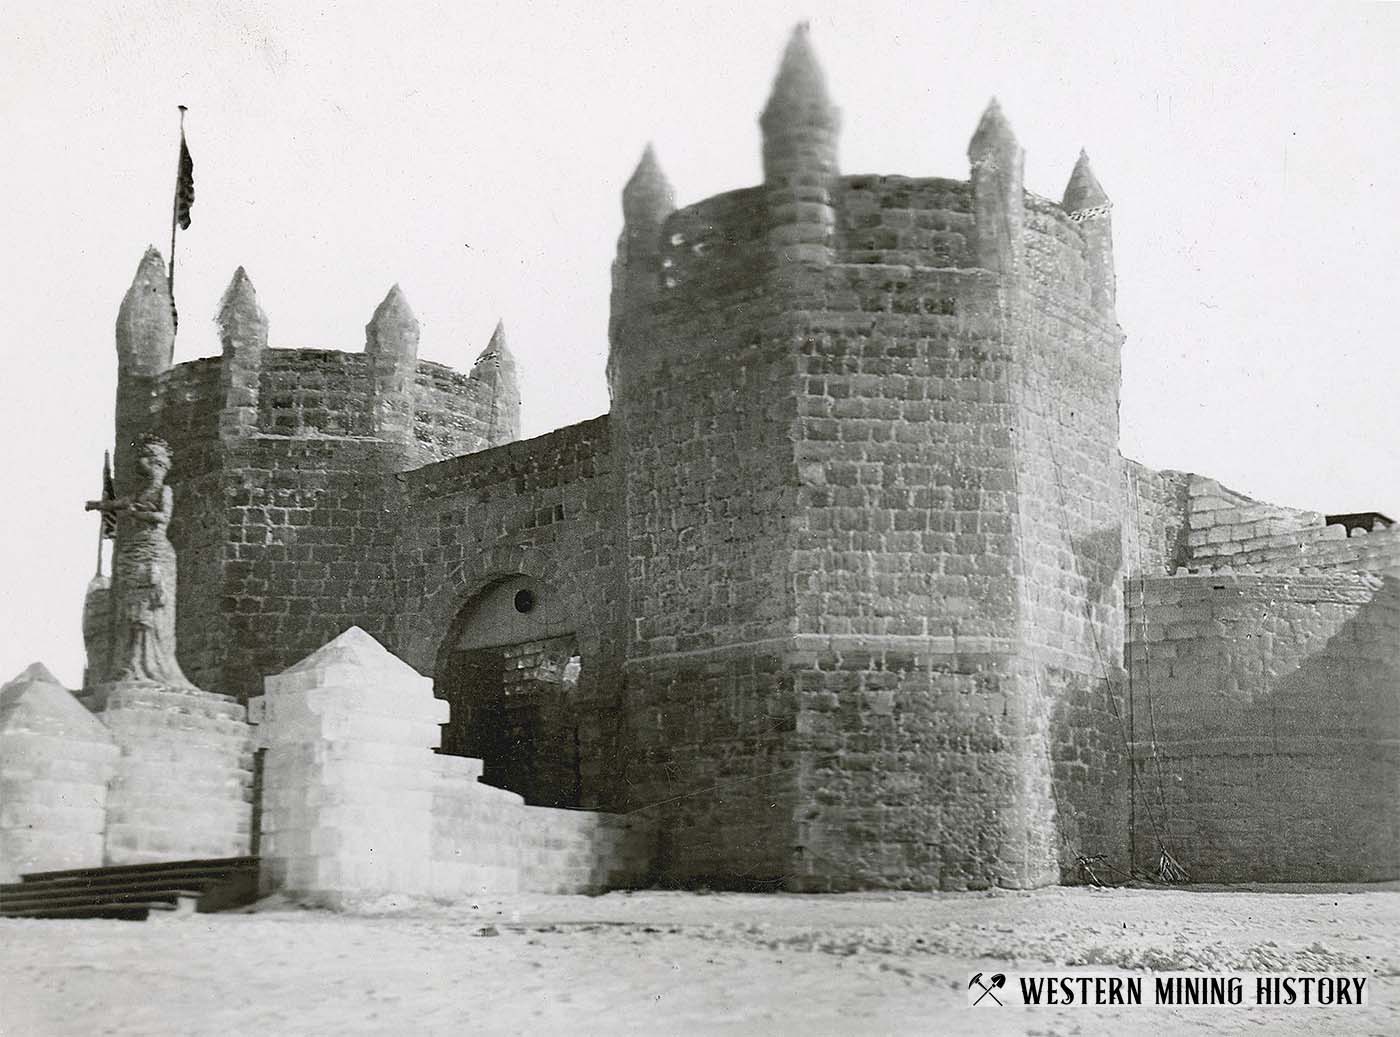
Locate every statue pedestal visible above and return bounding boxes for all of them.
[98,681,255,865]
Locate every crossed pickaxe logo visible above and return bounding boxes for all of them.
[969,972,1006,1006]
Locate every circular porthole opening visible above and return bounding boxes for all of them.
[513,589,536,614]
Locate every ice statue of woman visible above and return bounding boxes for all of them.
[86,436,195,688]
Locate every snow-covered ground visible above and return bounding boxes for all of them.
[3,885,1397,1035]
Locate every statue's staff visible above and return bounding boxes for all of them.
[91,450,117,576]
[85,474,164,546]
[86,492,162,521]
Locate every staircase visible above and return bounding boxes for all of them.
[0,856,259,921]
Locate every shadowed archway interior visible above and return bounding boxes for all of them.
[434,575,582,808]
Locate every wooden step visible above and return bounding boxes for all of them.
[0,888,202,912]
[6,865,252,897]
[19,856,256,884]
[2,898,197,921]
[0,857,259,921]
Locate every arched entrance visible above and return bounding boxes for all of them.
[434,575,582,807]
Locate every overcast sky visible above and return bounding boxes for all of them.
[3,1,1397,687]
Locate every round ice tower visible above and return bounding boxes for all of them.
[608,25,1126,891]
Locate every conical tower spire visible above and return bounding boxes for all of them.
[217,267,269,440]
[967,98,1020,166]
[365,284,419,359]
[365,284,420,446]
[113,246,174,497]
[1062,149,1110,212]
[760,22,837,131]
[760,23,840,183]
[116,246,174,378]
[468,319,520,447]
[1062,150,1116,312]
[967,98,1025,273]
[476,319,513,362]
[611,145,676,347]
[622,143,675,227]
[760,24,840,268]
[217,267,267,337]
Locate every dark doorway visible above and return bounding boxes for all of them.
[437,634,582,808]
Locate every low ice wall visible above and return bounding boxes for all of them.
[431,755,525,894]
[0,664,120,880]
[518,804,653,893]
[1126,572,1400,882]
[254,628,654,905]
[431,754,653,896]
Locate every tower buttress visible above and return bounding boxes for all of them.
[1062,150,1116,313]
[759,23,841,267]
[467,319,521,448]
[217,267,268,439]
[364,284,420,446]
[609,144,675,344]
[967,99,1025,274]
[114,247,174,495]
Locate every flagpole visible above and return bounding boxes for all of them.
[168,105,187,332]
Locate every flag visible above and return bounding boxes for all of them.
[175,127,195,229]
[100,451,116,539]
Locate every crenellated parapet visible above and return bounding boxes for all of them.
[105,264,525,700]
[607,37,1118,384]
[115,268,521,465]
